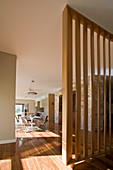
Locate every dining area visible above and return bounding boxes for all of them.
[15,112,48,133]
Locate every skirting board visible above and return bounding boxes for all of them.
[0,138,16,144]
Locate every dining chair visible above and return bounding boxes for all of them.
[36,115,48,129]
[20,117,30,132]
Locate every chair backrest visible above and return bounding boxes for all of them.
[45,115,48,122]
[15,116,18,123]
[21,117,27,123]
[41,115,48,123]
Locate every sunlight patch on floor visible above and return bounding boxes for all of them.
[16,129,60,138]
[21,155,71,170]
[0,159,11,170]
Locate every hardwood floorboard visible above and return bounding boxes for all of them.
[106,153,113,160]
[74,162,96,170]
[95,156,113,169]
[86,158,107,170]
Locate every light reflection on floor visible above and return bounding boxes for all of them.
[0,159,11,170]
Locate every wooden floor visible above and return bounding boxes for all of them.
[0,123,71,170]
[0,122,113,170]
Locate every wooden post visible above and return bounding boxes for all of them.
[83,22,88,158]
[75,18,81,160]
[108,37,111,150]
[91,27,95,156]
[103,35,107,152]
[62,5,73,165]
[37,101,40,112]
[48,94,55,123]
[97,29,101,153]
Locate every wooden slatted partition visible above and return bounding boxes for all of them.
[62,5,113,166]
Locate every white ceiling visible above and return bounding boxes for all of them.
[0,0,113,100]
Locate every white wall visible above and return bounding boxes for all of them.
[0,51,16,142]
[40,98,48,114]
[36,95,48,115]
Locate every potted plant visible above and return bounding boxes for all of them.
[30,114,35,117]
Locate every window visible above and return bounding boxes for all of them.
[15,104,24,115]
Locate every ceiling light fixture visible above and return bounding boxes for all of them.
[28,91,37,95]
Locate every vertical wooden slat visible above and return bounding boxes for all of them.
[103,35,107,152]
[62,5,73,165]
[83,22,88,158]
[91,27,95,156]
[75,18,81,160]
[97,30,101,153]
[108,37,111,150]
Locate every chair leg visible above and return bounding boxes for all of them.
[44,123,47,130]
[38,123,41,128]
[25,127,29,133]
[23,125,27,132]
[36,121,40,128]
